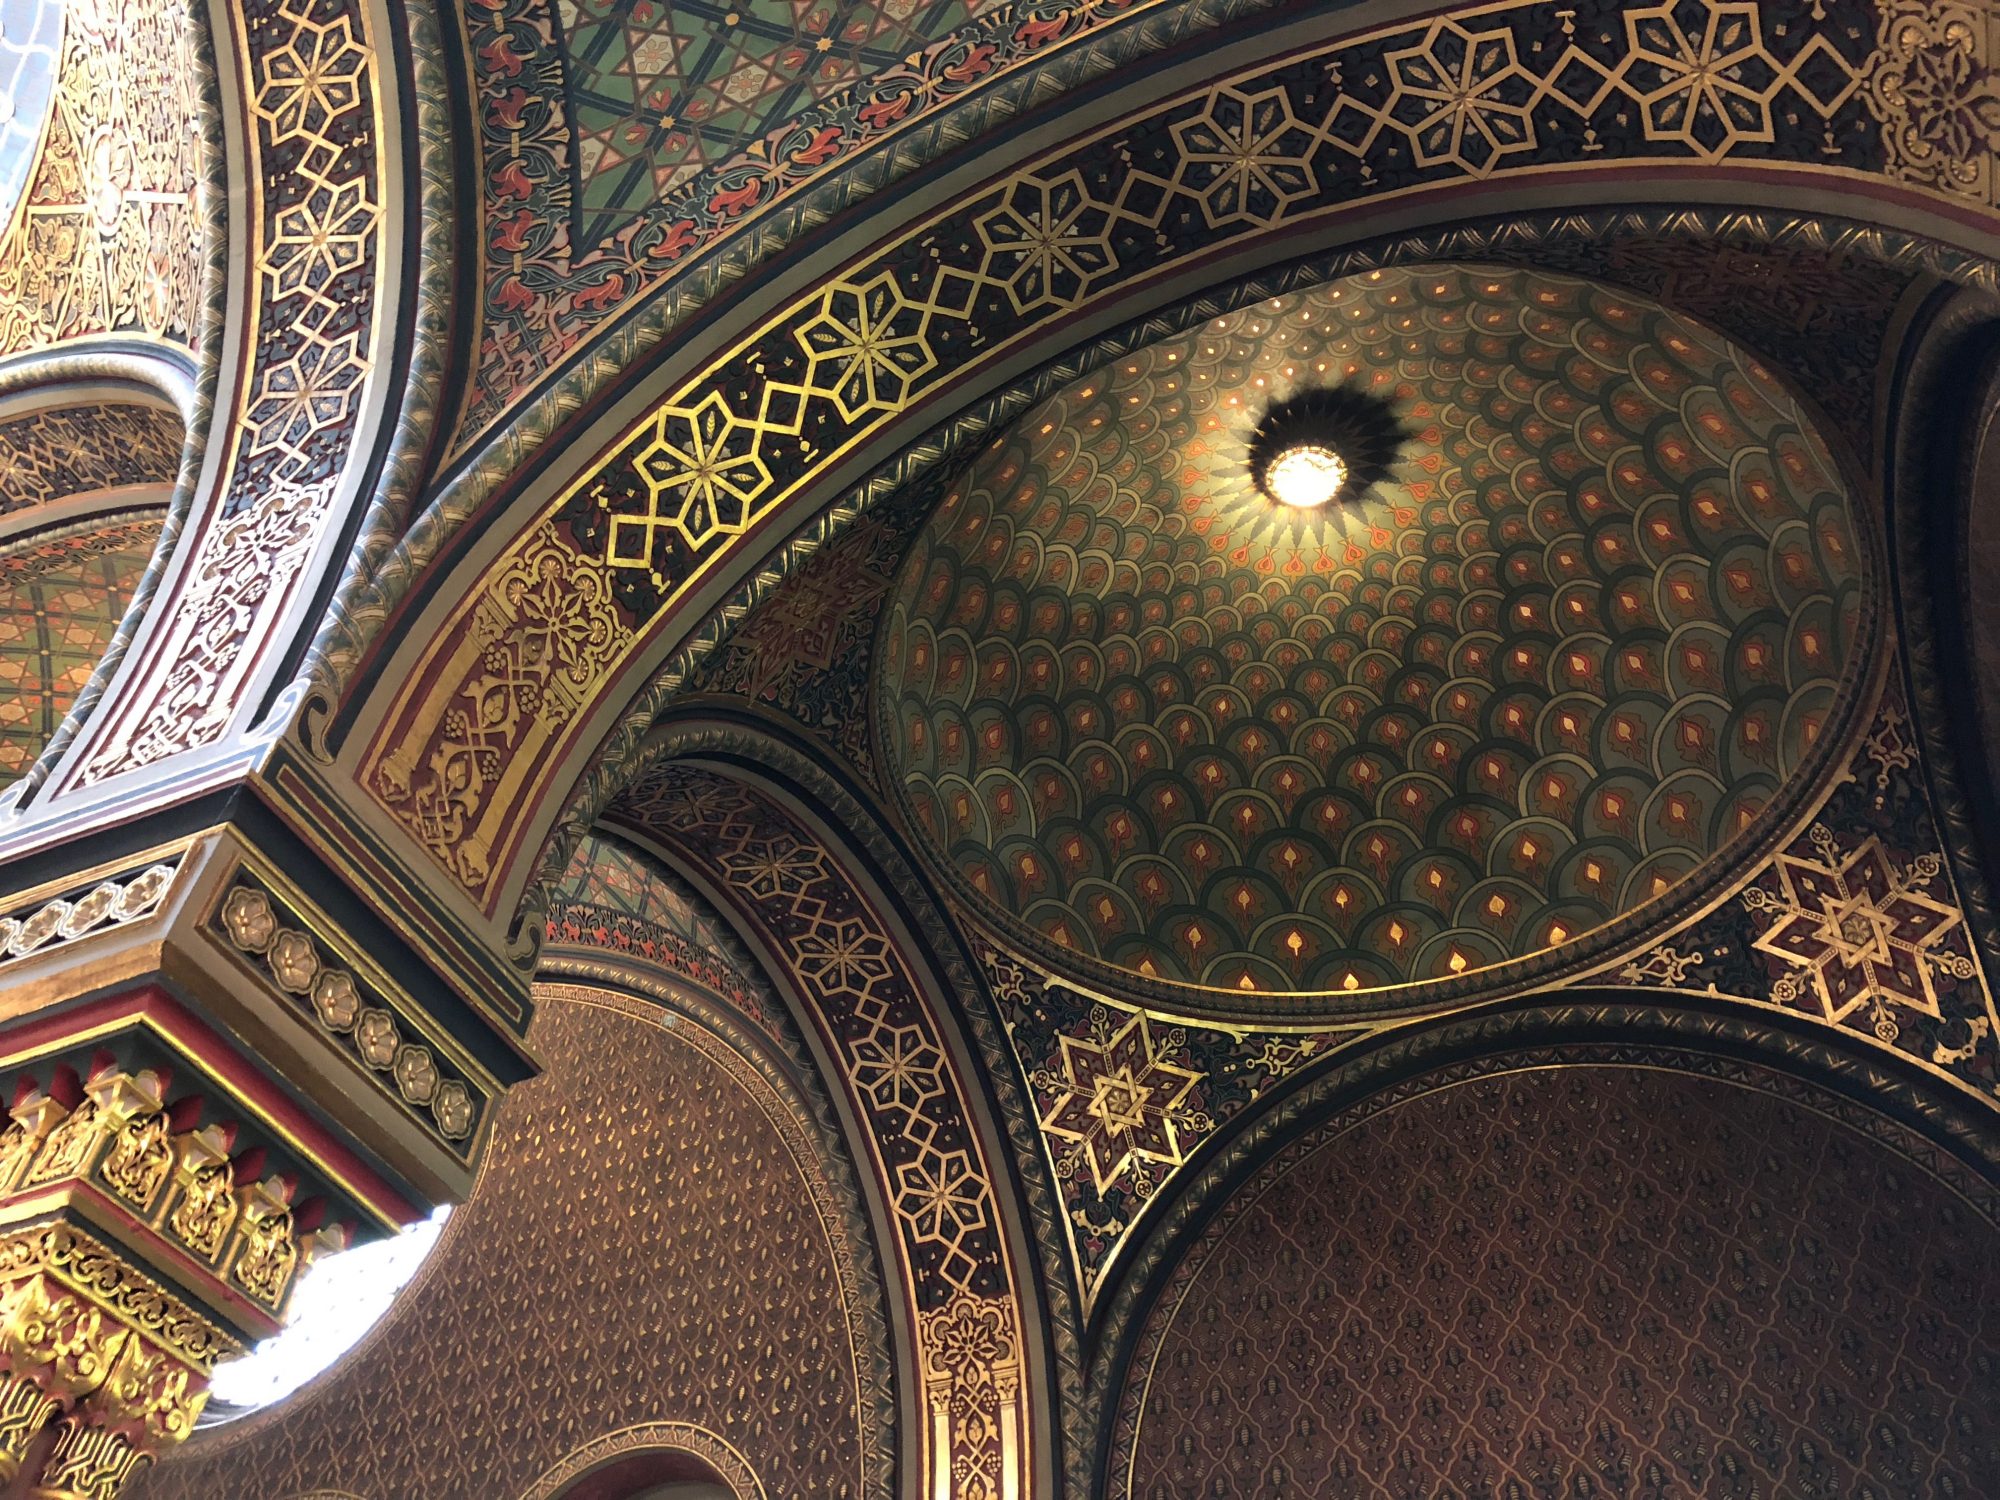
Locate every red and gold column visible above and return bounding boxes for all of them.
[0,821,533,1495]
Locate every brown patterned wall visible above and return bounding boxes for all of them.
[1112,1064,2000,1498]
[133,985,887,1500]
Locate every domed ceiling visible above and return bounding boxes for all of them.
[876,265,1866,1001]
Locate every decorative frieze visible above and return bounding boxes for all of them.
[0,863,176,965]
[210,875,485,1149]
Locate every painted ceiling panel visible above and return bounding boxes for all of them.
[463,0,1194,447]
[1112,1062,2000,1497]
[558,0,989,247]
[0,513,162,788]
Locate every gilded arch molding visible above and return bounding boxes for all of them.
[1883,286,2000,995]
[6,0,447,816]
[351,0,2000,931]
[516,1422,766,1500]
[597,730,1073,1500]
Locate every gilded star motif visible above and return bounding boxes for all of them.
[1035,1007,1206,1196]
[1745,827,1975,1040]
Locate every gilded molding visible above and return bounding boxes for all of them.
[0,1224,233,1374]
[0,1059,352,1326]
[609,758,1038,1498]
[206,872,486,1152]
[516,1422,766,1500]
[57,0,390,786]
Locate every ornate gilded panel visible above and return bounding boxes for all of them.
[981,940,1354,1312]
[0,0,203,357]
[66,0,386,784]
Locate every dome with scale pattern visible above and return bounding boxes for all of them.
[875,264,1868,1004]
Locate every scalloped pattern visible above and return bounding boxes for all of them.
[878,265,1864,993]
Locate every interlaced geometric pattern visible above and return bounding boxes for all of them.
[0,516,162,790]
[1747,825,1973,1039]
[986,941,1340,1309]
[544,830,784,1038]
[879,267,1864,996]
[1113,1064,2000,1498]
[462,0,1922,442]
[0,404,182,516]
[76,0,383,781]
[557,0,988,244]
[0,0,202,356]
[1614,675,2000,1099]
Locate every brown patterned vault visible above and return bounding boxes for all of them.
[131,985,889,1500]
[1110,1063,2000,1499]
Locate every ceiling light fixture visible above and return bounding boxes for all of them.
[1262,442,1349,509]
[1248,386,1405,511]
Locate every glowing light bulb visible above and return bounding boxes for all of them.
[1263,442,1348,508]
